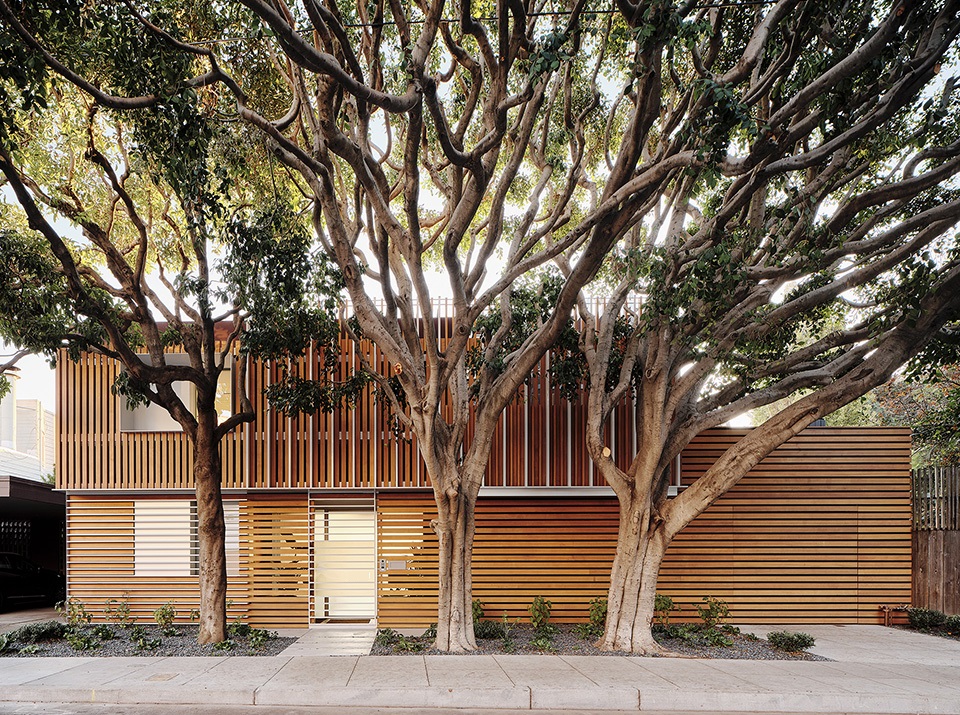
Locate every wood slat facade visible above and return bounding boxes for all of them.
[57,346,913,628]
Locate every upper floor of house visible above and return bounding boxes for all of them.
[55,340,913,493]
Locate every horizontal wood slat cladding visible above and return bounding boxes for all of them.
[66,495,309,629]
[377,428,912,628]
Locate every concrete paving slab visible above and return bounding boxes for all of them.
[253,654,359,695]
[94,657,225,687]
[347,654,428,687]
[424,654,516,687]
[557,655,680,690]
[631,658,757,691]
[257,685,532,710]
[639,689,960,714]
[23,657,164,687]
[749,660,926,696]
[0,657,92,687]
[703,659,855,694]
[491,656,598,688]
[180,655,289,689]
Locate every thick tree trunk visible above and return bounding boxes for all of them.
[433,490,477,652]
[193,420,227,645]
[601,497,669,654]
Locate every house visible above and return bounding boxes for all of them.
[0,374,56,483]
[56,343,912,629]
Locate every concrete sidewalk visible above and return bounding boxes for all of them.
[0,625,958,713]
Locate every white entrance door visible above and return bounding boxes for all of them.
[313,506,376,620]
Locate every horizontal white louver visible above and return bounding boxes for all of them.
[134,501,192,576]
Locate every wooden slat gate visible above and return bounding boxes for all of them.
[912,465,960,615]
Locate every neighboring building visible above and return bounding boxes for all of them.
[0,374,56,482]
[57,344,912,629]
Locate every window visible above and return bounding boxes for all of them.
[134,500,239,577]
[119,355,233,432]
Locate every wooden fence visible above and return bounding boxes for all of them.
[912,465,960,615]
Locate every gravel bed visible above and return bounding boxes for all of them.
[371,624,828,660]
[0,623,295,657]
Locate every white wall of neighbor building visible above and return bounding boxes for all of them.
[0,373,56,481]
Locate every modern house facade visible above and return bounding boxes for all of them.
[57,342,913,629]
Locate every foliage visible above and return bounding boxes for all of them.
[696,596,730,630]
[395,635,427,652]
[212,639,234,652]
[530,634,555,651]
[500,613,520,652]
[5,621,66,643]
[945,615,960,635]
[104,596,135,629]
[653,594,677,627]
[575,597,608,639]
[247,628,275,650]
[65,629,100,652]
[374,628,400,648]
[472,599,506,639]
[91,624,116,641]
[56,599,91,628]
[0,633,9,654]
[422,623,437,640]
[907,607,948,631]
[528,596,557,636]
[767,631,816,652]
[153,602,177,635]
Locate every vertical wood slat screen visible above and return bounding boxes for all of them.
[377,428,912,629]
[913,465,960,530]
[57,301,634,492]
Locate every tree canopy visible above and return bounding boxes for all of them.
[3,0,960,652]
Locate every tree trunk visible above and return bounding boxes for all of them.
[194,420,227,645]
[433,490,477,652]
[601,497,669,654]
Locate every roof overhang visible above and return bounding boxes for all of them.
[0,475,65,519]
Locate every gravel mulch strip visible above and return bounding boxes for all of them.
[894,624,960,643]
[371,624,828,660]
[0,623,295,657]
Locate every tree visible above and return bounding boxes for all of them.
[0,5,356,643]
[544,1,960,652]
[5,0,960,654]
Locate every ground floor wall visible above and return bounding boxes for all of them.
[63,428,912,629]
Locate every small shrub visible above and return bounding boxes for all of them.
[396,635,426,652]
[474,619,505,639]
[422,623,437,639]
[500,612,519,651]
[65,630,100,652]
[134,636,161,651]
[103,596,135,628]
[529,596,553,631]
[7,621,66,643]
[696,596,730,629]
[531,634,555,651]
[767,631,816,652]
[153,602,177,635]
[56,598,92,628]
[129,625,148,642]
[472,599,485,623]
[944,615,960,634]
[702,628,734,647]
[574,597,607,639]
[908,607,947,631]
[247,628,275,650]
[189,609,200,622]
[653,593,677,626]
[18,644,40,655]
[91,624,116,641]
[213,639,234,652]
[0,633,10,654]
[228,621,252,639]
[375,628,400,647]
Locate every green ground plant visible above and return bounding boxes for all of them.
[104,596,135,628]
[153,602,178,635]
[767,631,816,652]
